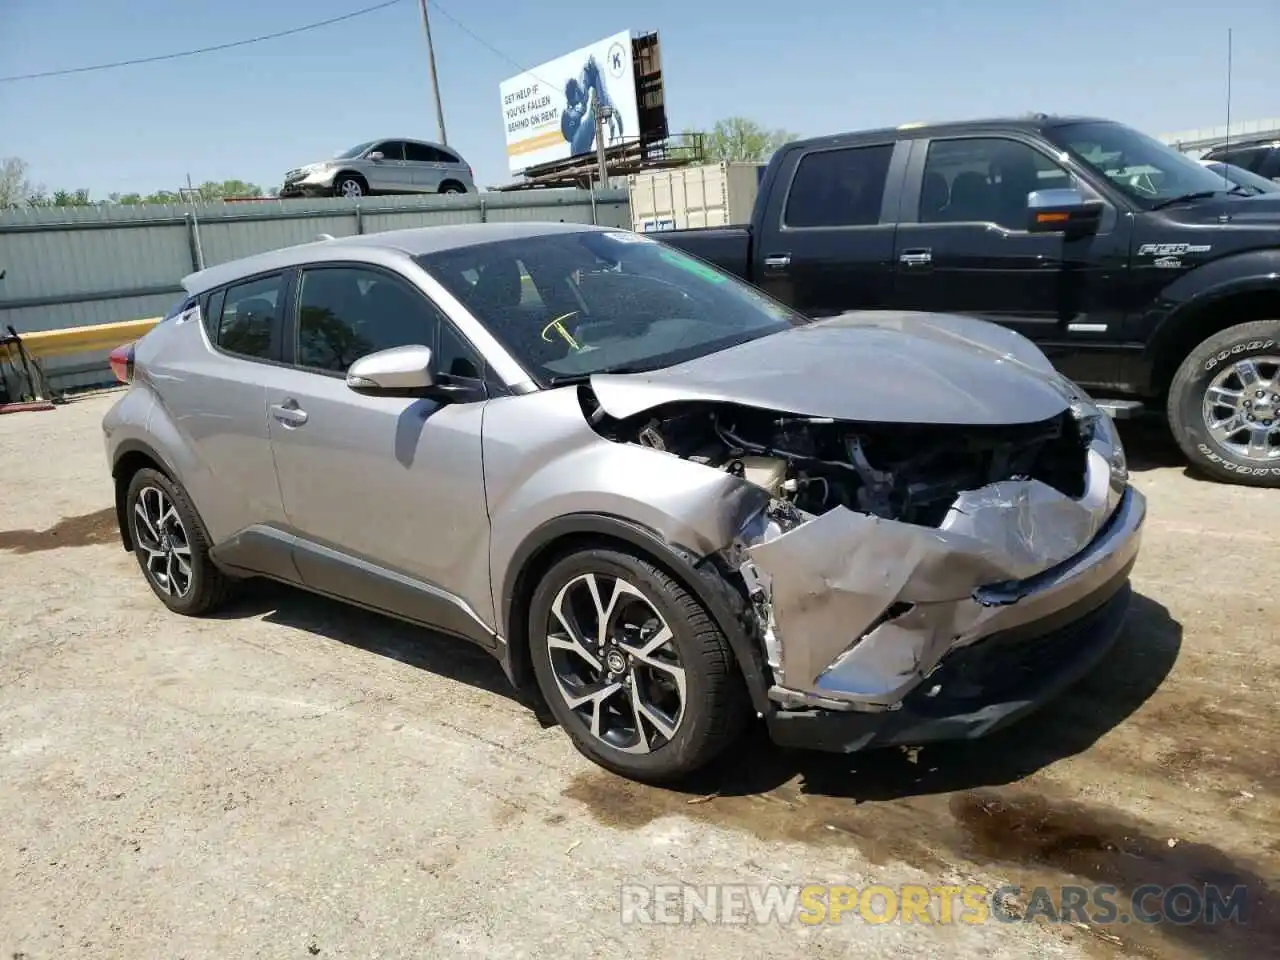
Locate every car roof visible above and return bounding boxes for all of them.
[785,113,1115,151]
[181,221,605,295]
[371,137,458,150]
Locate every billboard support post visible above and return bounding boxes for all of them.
[418,0,448,145]
[595,105,613,187]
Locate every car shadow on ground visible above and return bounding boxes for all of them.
[215,577,1179,804]
[1116,417,1208,479]
[679,591,1182,804]
[208,578,538,710]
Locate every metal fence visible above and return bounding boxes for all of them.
[0,188,630,395]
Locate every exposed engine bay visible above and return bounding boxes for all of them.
[581,388,1090,528]
[576,381,1133,714]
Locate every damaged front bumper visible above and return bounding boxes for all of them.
[734,418,1147,753]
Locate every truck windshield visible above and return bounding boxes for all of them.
[1044,121,1235,208]
[416,231,807,386]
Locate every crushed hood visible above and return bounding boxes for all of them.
[589,311,1072,425]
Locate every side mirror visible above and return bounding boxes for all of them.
[1027,188,1103,235]
[366,151,385,162]
[346,345,436,394]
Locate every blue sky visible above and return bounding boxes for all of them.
[1,0,1276,197]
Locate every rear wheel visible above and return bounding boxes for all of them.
[439,181,465,194]
[1167,319,1280,487]
[125,468,233,615]
[528,547,749,783]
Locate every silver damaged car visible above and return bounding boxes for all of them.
[102,222,1147,783]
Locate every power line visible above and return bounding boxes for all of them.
[0,0,408,84]
[430,2,533,78]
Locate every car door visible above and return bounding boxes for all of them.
[365,140,412,193]
[403,141,444,192]
[264,262,495,638]
[892,134,1131,344]
[752,140,904,316]
[155,272,297,580]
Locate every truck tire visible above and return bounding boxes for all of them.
[1167,319,1280,487]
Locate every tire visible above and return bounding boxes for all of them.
[439,181,465,194]
[125,468,234,615]
[1167,318,1280,487]
[528,547,749,783]
[333,175,365,199]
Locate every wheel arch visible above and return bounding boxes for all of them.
[499,513,773,715]
[333,170,369,192]
[438,179,466,193]
[110,439,176,552]
[1146,265,1280,396]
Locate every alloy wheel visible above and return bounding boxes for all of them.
[133,485,193,598]
[1201,355,1280,462]
[339,179,363,199]
[545,572,687,754]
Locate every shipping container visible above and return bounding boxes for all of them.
[627,162,764,233]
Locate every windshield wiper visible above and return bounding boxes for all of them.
[545,363,654,386]
[1150,189,1223,210]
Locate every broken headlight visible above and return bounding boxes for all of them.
[1069,390,1128,487]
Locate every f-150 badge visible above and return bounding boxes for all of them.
[1138,242,1212,269]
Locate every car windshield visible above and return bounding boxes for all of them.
[334,140,375,160]
[1203,160,1280,194]
[1044,121,1236,207]
[416,231,807,386]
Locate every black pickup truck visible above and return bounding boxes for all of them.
[659,115,1280,487]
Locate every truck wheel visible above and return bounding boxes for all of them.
[1167,319,1280,487]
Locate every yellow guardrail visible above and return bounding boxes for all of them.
[2,317,161,360]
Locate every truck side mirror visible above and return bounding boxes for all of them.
[1027,188,1103,235]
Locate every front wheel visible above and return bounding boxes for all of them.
[1167,319,1280,487]
[333,175,365,199]
[528,547,749,783]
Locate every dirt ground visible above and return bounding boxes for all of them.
[1,392,1276,960]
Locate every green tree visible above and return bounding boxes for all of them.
[685,117,799,164]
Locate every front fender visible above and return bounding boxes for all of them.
[1144,249,1280,363]
[483,389,769,629]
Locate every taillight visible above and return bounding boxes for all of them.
[108,342,135,384]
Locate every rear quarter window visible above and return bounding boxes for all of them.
[784,144,894,228]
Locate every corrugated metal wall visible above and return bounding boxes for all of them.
[0,188,630,393]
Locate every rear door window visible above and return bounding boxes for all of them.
[784,144,894,228]
[403,142,437,163]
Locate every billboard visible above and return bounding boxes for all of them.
[500,30,639,174]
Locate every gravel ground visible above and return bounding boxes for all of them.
[1,392,1276,960]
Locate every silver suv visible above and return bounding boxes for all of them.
[102,223,1145,784]
[280,138,476,199]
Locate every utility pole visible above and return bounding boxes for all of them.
[594,104,613,187]
[417,0,448,144]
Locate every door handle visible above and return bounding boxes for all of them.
[762,253,792,273]
[898,249,933,266]
[270,400,308,426]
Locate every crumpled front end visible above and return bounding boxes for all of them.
[736,427,1142,714]
[578,373,1145,748]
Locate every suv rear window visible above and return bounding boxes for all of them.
[784,144,893,228]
